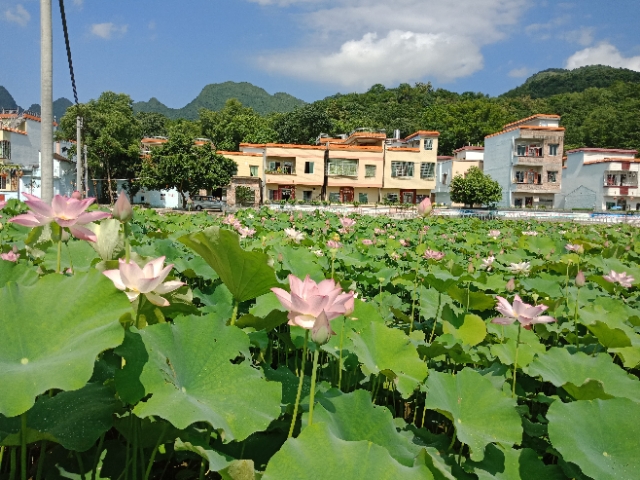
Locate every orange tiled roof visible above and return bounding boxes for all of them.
[387,147,420,152]
[404,130,440,140]
[583,157,640,165]
[330,144,383,153]
[485,125,565,139]
[0,126,27,135]
[453,146,484,153]
[217,151,262,157]
[503,114,560,130]
[0,112,57,126]
[566,147,638,155]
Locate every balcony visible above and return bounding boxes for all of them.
[513,155,546,166]
[513,182,561,194]
[265,168,296,175]
[604,172,638,188]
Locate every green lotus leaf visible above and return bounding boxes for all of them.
[274,245,325,282]
[442,314,487,347]
[0,271,130,417]
[310,389,421,467]
[490,339,546,368]
[349,318,427,398]
[528,348,640,402]
[424,369,522,461]
[609,346,640,369]
[447,286,496,311]
[548,398,640,480]
[467,444,566,479]
[114,330,149,405]
[44,239,98,273]
[262,423,433,480]
[0,383,118,451]
[586,321,636,349]
[133,314,282,441]
[0,260,38,287]
[179,226,279,302]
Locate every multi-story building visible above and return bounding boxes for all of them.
[434,146,484,206]
[0,110,74,202]
[239,129,439,205]
[484,114,565,208]
[561,148,640,211]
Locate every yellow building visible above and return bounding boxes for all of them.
[239,129,439,205]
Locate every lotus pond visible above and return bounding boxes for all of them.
[0,198,639,480]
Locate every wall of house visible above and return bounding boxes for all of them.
[383,147,436,191]
[484,131,515,207]
[327,147,383,190]
[219,152,263,178]
[264,146,325,192]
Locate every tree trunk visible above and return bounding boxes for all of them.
[105,158,114,204]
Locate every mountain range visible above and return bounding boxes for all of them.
[2,66,640,121]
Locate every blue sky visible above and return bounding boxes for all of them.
[1,0,639,109]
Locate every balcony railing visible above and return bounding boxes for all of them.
[604,181,638,187]
[266,169,296,175]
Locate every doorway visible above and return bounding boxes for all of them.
[400,189,416,204]
[340,187,354,203]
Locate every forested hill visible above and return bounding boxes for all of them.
[501,65,640,99]
[133,81,305,119]
[0,86,18,110]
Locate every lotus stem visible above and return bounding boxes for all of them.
[135,296,145,329]
[20,413,27,480]
[338,319,345,389]
[91,434,105,480]
[10,447,16,480]
[288,330,309,438]
[0,446,4,473]
[428,292,442,344]
[230,300,239,326]
[36,440,47,480]
[144,424,167,480]
[56,239,62,274]
[198,459,206,480]
[307,346,321,426]
[131,415,137,480]
[75,451,86,480]
[512,324,522,398]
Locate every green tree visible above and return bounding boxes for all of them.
[449,167,502,207]
[136,111,169,138]
[138,128,237,207]
[57,92,142,203]
[199,99,276,151]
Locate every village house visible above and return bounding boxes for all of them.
[434,146,484,206]
[484,114,565,208]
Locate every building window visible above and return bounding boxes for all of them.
[549,144,559,156]
[514,198,523,207]
[0,140,10,160]
[515,171,525,183]
[329,192,341,202]
[140,196,145,202]
[391,161,414,177]
[606,202,616,210]
[268,189,279,201]
[328,159,358,176]
[0,175,7,190]
[423,139,433,150]
[267,160,294,174]
[160,193,166,200]
[547,171,558,183]
[304,162,314,174]
[249,166,258,177]
[420,162,435,179]
[365,165,376,177]
[303,190,312,201]
[442,173,448,185]
[359,192,368,204]
[386,193,399,203]
[516,145,527,156]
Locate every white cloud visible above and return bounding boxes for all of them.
[91,22,128,40]
[508,67,529,78]
[73,0,84,6]
[248,0,530,88]
[259,30,483,88]
[4,4,30,27]
[566,42,640,71]
[560,27,595,47]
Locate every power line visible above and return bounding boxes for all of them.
[58,0,79,105]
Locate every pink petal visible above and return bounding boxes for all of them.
[288,275,305,297]
[532,315,556,324]
[9,213,48,227]
[142,256,168,278]
[76,211,112,224]
[125,291,140,302]
[153,280,185,295]
[119,260,145,290]
[492,317,516,325]
[289,313,316,329]
[291,292,329,317]
[495,296,515,318]
[102,269,126,290]
[23,193,54,218]
[56,218,79,227]
[271,288,294,310]
[145,292,170,307]
[68,225,97,242]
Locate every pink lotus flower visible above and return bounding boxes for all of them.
[236,226,256,238]
[603,270,634,288]
[285,228,305,243]
[113,191,133,222]
[9,193,110,242]
[340,218,356,229]
[390,252,400,261]
[488,230,501,239]
[417,197,432,216]
[492,295,556,330]
[103,256,185,307]
[0,250,19,262]
[223,214,241,228]
[576,271,586,287]
[399,239,408,247]
[522,231,538,236]
[480,256,495,270]
[0,200,5,210]
[565,244,584,254]
[374,228,386,235]
[327,240,342,249]
[271,275,355,343]
[423,249,445,261]
[361,239,374,246]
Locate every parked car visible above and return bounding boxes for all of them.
[190,196,225,211]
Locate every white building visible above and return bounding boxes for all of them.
[560,148,640,211]
[434,146,484,206]
[0,110,76,202]
[484,114,565,208]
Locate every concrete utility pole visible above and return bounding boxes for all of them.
[84,145,88,197]
[76,116,83,195]
[40,0,54,202]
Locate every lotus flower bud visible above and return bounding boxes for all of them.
[506,277,516,292]
[576,271,586,287]
[0,222,3,231]
[113,191,133,223]
[71,191,82,200]
[417,197,432,216]
[468,263,475,273]
[311,311,333,345]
